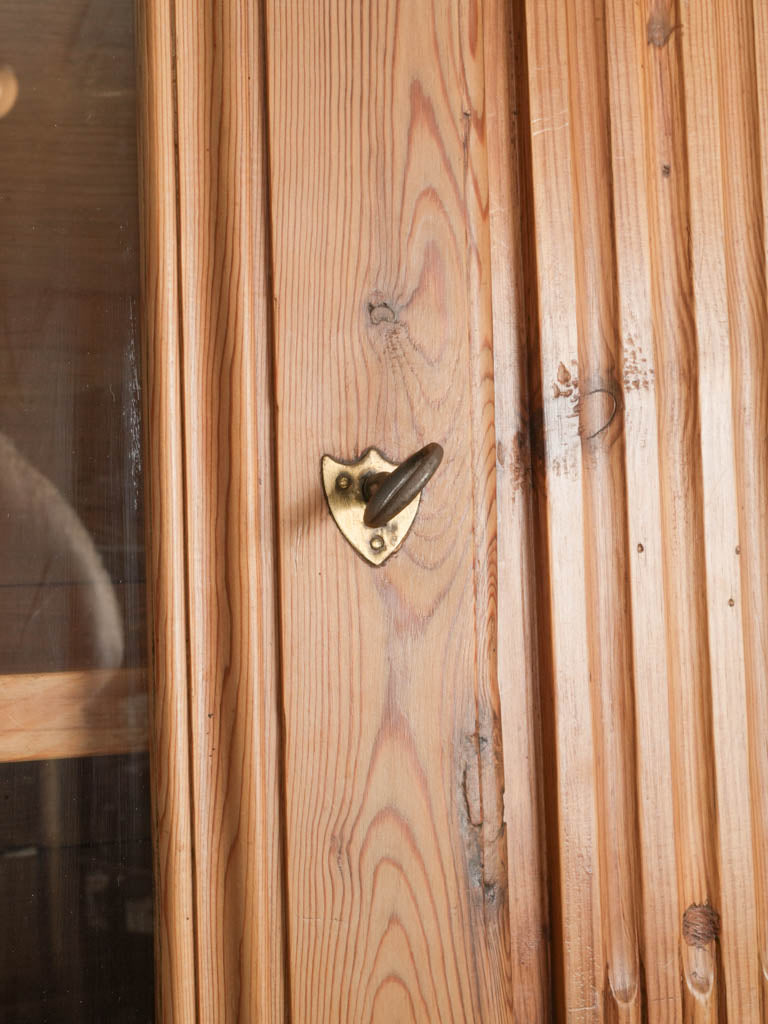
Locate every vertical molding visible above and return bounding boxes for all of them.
[749,4,768,1007]
[641,2,722,1017]
[680,0,763,1016]
[172,0,286,1020]
[562,1,643,1018]
[712,0,768,1014]
[484,0,551,1018]
[136,1,198,1020]
[604,0,681,1015]
[521,0,768,1016]
[138,0,285,1020]
[522,0,605,1013]
[461,0,515,1011]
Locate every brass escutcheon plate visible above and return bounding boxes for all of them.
[321,448,421,566]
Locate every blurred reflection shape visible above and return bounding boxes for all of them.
[0,431,124,672]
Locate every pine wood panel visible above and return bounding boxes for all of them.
[684,0,762,1015]
[602,1,682,1015]
[707,0,768,1013]
[484,0,551,1019]
[0,669,146,762]
[172,1,286,1020]
[499,0,768,1018]
[134,0,768,1018]
[136,1,197,1018]
[520,0,606,1014]
[266,0,512,1019]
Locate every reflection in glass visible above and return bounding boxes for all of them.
[0,0,153,1018]
[0,433,124,671]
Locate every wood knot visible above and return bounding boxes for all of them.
[647,9,677,47]
[368,300,397,325]
[682,903,720,947]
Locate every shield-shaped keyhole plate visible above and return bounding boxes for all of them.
[321,448,421,566]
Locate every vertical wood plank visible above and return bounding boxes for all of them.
[0,669,147,762]
[606,2,684,1015]
[604,1,681,1017]
[266,0,512,1019]
[710,0,768,1013]
[745,1,768,1007]
[520,0,768,1017]
[522,0,605,1015]
[641,3,721,1017]
[681,0,763,1015]
[562,0,644,1016]
[136,3,197,1019]
[484,0,551,1018]
[462,0,515,1009]
[172,1,286,1020]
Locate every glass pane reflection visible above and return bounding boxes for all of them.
[0,0,153,1019]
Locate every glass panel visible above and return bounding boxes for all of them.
[0,756,154,1023]
[0,0,153,1019]
[0,2,144,674]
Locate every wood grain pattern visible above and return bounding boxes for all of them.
[642,3,722,1017]
[684,0,762,1015]
[266,0,512,1019]
[604,0,681,1015]
[565,0,643,1017]
[0,669,146,762]
[484,0,551,1019]
[172,0,286,1020]
[134,0,768,1017]
[502,0,768,1017]
[710,0,768,1014]
[136,1,197,1019]
[522,0,606,1015]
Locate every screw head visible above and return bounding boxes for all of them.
[336,474,352,491]
[370,535,385,551]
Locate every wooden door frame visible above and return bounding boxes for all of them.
[137,0,286,1019]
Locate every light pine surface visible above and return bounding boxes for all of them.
[172,0,287,1020]
[266,0,512,1020]
[136,1,197,1019]
[509,0,768,1019]
[484,0,552,1020]
[133,0,768,1019]
[0,670,146,762]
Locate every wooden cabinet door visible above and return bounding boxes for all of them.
[138,1,768,1021]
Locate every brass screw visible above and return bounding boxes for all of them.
[336,474,351,491]
[370,535,385,551]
